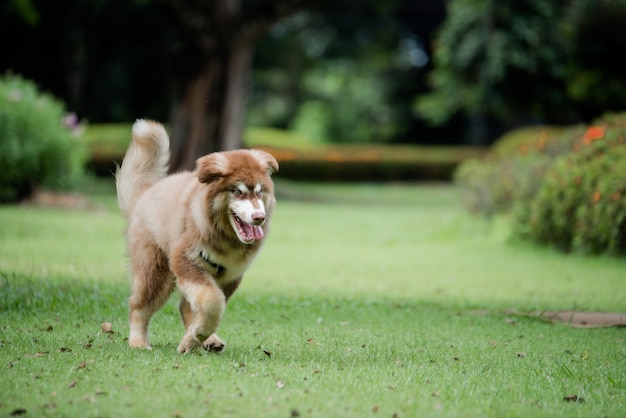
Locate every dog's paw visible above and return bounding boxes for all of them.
[128,336,152,350]
[203,334,226,353]
[177,334,201,354]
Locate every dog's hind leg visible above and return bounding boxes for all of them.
[128,244,174,349]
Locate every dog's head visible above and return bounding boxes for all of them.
[196,149,278,244]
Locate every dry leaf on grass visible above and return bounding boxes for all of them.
[100,322,114,334]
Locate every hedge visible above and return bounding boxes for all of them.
[522,115,626,255]
[455,111,626,256]
[85,124,486,181]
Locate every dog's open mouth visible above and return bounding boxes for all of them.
[231,213,264,244]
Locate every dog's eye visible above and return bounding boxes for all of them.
[232,189,243,196]
[257,190,264,197]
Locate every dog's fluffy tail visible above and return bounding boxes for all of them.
[115,119,170,218]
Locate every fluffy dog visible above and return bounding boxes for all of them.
[115,120,278,354]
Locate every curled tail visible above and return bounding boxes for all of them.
[115,119,170,218]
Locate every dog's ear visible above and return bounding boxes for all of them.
[196,153,228,184]
[250,150,279,175]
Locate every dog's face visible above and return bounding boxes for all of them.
[196,150,278,245]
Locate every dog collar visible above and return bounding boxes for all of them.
[200,251,226,276]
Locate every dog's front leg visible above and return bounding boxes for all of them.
[179,298,226,352]
[171,249,226,354]
[199,276,243,352]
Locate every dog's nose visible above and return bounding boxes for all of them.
[251,212,265,225]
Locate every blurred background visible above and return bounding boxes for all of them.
[2,0,626,189]
[4,0,626,143]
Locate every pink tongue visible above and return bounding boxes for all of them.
[253,225,264,240]
[239,220,264,242]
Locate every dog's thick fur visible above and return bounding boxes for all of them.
[116,120,278,354]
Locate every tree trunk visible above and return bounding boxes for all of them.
[162,0,312,172]
[168,41,254,172]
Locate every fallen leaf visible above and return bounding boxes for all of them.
[290,410,300,417]
[276,380,285,389]
[76,361,87,370]
[10,408,27,416]
[372,406,379,412]
[517,352,526,358]
[68,380,77,388]
[58,347,72,353]
[263,349,271,357]
[100,322,114,334]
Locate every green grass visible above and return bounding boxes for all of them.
[1,179,625,417]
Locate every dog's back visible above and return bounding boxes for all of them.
[115,120,170,218]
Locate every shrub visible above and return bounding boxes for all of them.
[0,74,87,202]
[522,114,626,255]
[454,125,584,216]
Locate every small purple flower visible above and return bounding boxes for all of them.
[62,112,84,137]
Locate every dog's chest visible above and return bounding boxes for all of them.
[197,247,258,283]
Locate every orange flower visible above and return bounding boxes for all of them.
[582,125,605,145]
[593,191,601,203]
[536,131,547,150]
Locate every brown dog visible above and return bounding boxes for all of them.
[116,120,278,353]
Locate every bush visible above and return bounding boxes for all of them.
[0,74,87,202]
[454,125,584,216]
[451,112,626,256]
[522,114,626,255]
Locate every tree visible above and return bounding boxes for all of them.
[248,1,450,145]
[415,0,570,144]
[415,0,626,144]
[159,0,314,171]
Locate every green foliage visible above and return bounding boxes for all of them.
[417,0,626,126]
[416,0,568,124]
[454,125,582,216]
[288,60,401,144]
[0,73,87,202]
[456,112,626,256]
[523,115,626,255]
[250,10,420,144]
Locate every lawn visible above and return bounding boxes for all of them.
[0,179,624,418]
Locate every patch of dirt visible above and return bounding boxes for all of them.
[530,310,626,328]
[468,309,626,328]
